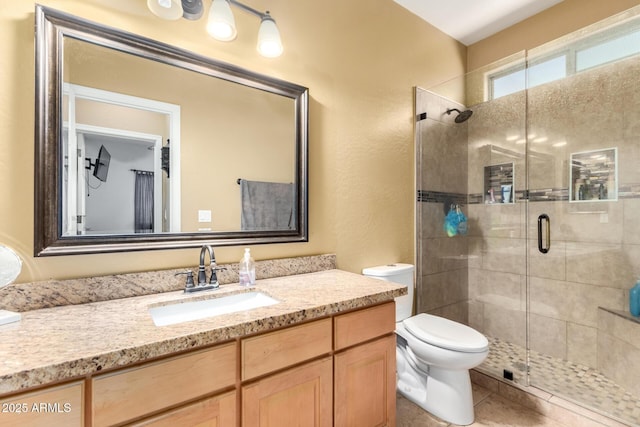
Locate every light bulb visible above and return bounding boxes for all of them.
[257,15,283,58]
[147,0,184,20]
[207,0,237,41]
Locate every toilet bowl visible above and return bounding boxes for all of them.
[363,263,489,426]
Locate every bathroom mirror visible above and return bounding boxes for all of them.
[34,6,308,256]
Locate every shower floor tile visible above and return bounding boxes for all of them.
[478,336,640,426]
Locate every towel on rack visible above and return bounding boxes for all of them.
[240,179,295,231]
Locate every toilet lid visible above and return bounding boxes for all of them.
[402,314,489,353]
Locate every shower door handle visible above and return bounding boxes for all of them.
[538,214,550,254]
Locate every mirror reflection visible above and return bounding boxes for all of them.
[63,37,296,235]
[35,6,308,255]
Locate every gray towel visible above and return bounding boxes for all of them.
[240,180,295,231]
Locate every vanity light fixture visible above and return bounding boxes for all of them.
[208,0,283,57]
[147,0,283,57]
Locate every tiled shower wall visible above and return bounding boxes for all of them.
[417,53,640,397]
[467,55,640,397]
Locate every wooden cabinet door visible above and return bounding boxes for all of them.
[130,391,236,427]
[0,381,84,427]
[334,335,396,427]
[242,357,332,427]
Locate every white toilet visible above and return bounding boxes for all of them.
[363,263,489,426]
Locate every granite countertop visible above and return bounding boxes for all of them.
[0,269,406,395]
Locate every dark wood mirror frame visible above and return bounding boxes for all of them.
[34,5,308,256]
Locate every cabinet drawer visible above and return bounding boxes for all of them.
[334,302,395,350]
[130,390,236,427]
[92,343,236,427]
[0,381,84,427]
[241,318,332,381]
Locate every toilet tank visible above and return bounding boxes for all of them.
[362,263,414,322]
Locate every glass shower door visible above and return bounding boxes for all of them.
[525,12,640,422]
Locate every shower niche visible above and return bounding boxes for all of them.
[570,148,617,202]
[484,163,514,204]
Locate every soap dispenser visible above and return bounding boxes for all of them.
[630,280,640,317]
[239,248,256,286]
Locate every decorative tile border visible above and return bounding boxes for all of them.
[422,185,640,205]
[417,190,467,205]
[618,183,640,199]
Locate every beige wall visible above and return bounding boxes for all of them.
[467,0,640,71]
[0,0,465,282]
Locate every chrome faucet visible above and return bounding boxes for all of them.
[184,245,222,293]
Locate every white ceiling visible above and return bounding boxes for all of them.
[393,0,564,45]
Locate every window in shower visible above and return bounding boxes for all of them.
[490,54,567,99]
[488,19,640,100]
[576,28,640,71]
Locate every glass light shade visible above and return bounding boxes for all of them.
[257,16,283,58]
[147,0,184,20]
[207,0,237,41]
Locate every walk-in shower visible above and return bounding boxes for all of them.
[415,6,640,426]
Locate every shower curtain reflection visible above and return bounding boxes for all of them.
[134,170,154,233]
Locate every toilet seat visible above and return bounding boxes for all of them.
[402,313,488,353]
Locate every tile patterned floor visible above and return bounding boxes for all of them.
[397,383,579,426]
[397,379,632,427]
[477,337,640,426]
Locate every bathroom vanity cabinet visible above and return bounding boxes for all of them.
[242,302,396,427]
[0,301,396,427]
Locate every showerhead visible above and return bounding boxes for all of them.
[446,108,473,123]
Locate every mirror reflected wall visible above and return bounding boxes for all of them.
[35,5,309,256]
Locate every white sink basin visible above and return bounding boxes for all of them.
[149,291,279,326]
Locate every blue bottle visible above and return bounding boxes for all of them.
[630,281,640,317]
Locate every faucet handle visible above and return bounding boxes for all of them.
[175,271,195,289]
[209,266,226,287]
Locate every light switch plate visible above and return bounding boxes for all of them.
[198,210,212,223]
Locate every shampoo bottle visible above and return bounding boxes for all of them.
[239,248,256,287]
[631,281,640,317]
